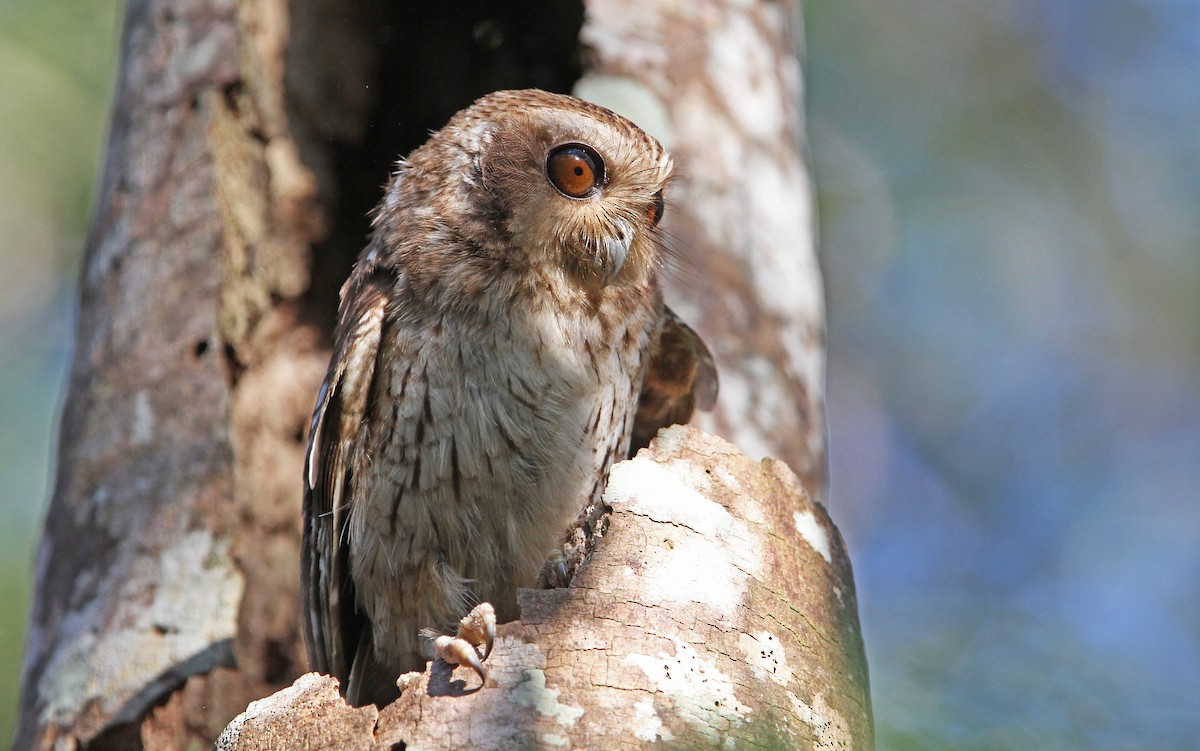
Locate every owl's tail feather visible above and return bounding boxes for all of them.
[345,623,402,707]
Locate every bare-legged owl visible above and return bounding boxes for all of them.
[301,89,717,706]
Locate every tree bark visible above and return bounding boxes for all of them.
[217,427,870,750]
[15,1,861,749]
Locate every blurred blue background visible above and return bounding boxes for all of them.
[808,0,1200,748]
[1,0,1196,748]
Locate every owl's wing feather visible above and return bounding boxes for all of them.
[302,265,390,691]
[629,306,719,453]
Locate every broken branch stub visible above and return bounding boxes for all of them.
[217,425,872,750]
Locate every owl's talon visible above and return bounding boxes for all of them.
[434,634,486,682]
[434,602,496,680]
[458,601,495,660]
[539,549,572,588]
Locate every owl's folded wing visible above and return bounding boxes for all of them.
[629,305,718,453]
[301,265,390,699]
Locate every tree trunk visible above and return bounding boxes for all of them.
[15,1,865,749]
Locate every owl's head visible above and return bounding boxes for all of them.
[463,89,674,289]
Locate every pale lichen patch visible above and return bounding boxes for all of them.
[644,422,688,457]
[131,390,155,445]
[606,457,754,560]
[714,465,743,494]
[626,639,752,743]
[727,357,799,462]
[632,698,673,743]
[739,631,793,686]
[793,509,832,564]
[789,692,852,751]
[604,457,763,611]
[511,669,584,728]
[743,151,821,322]
[705,10,784,141]
[39,531,241,725]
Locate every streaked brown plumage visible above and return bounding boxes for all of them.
[301,89,716,706]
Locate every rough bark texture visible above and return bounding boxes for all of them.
[15,0,855,749]
[576,0,826,499]
[14,0,339,747]
[216,427,870,750]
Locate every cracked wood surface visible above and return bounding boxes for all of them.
[217,427,871,750]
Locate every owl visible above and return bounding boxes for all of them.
[301,89,717,706]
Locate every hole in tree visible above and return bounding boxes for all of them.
[286,0,586,336]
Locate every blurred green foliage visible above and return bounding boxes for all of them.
[2,0,1197,749]
[0,0,121,743]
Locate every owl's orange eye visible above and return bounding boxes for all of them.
[547,144,603,198]
[649,190,665,226]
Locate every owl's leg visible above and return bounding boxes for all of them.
[433,601,496,682]
[537,490,612,589]
[538,549,571,587]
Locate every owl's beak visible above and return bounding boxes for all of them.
[596,219,633,285]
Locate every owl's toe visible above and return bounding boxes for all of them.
[433,602,496,683]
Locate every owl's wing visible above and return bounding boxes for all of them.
[629,306,719,453]
[301,266,390,695]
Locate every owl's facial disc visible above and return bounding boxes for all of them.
[480,109,670,289]
[543,142,644,285]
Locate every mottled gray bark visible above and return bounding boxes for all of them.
[16,1,862,749]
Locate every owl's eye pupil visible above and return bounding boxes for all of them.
[547,143,604,198]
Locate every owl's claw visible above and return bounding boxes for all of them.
[434,602,496,682]
[459,601,496,661]
[434,634,486,682]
